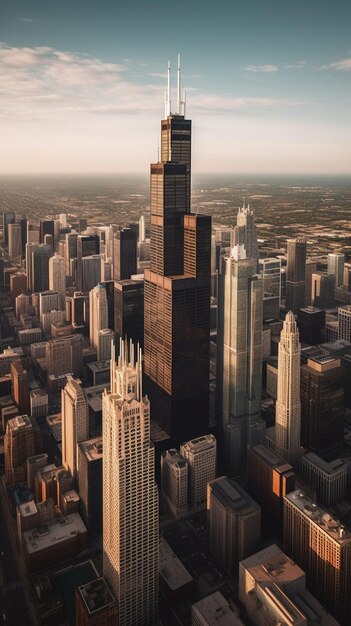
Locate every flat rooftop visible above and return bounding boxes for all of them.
[302,452,346,476]
[209,477,260,515]
[181,434,216,454]
[77,577,116,615]
[192,591,243,625]
[159,538,193,591]
[23,512,87,554]
[285,490,351,544]
[240,544,305,584]
[79,437,103,461]
[18,499,38,518]
[250,443,293,472]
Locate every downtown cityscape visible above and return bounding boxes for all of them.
[1,1,351,625]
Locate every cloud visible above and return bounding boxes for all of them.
[285,61,306,69]
[243,64,279,73]
[323,58,351,71]
[19,17,34,23]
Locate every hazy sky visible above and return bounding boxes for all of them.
[1,0,351,175]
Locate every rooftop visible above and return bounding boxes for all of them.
[79,437,103,461]
[77,577,116,615]
[285,490,351,544]
[159,538,193,591]
[192,592,243,625]
[209,476,260,515]
[250,443,293,472]
[302,452,346,476]
[240,544,305,584]
[18,499,38,518]
[23,512,87,554]
[181,433,216,454]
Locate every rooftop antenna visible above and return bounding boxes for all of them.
[166,60,171,117]
[177,53,181,114]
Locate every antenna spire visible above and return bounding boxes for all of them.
[177,53,181,114]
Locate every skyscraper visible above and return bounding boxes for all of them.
[285,238,306,312]
[49,254,66,308]
[103,341,159,625]
[231,203,258,265]
[5,415,35,485]
[144,62,211,443]
[8,223,22,260]
[216,245,264,475]
[113,227,137,281]
[274,311,301,465]
[61,376,89,480]
[328,252,345,288]
[2,211,15,245]
[89,284,109,359]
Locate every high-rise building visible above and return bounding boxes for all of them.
[231,203,258,265]
[103,342,159,625]
[81,255,102,293]
[338,304,351,341]
[65,232,78,275]
[75,578,118,626]
[328,253,345,288]
[301,452,347,506]
[114,279,144,348]
[139,215,146,243]
[311,272,335,308]
[11,359,30,415]
[78,436,103,536]
[61,376,89,480]
[217,246,264,475]
[259,257,281,319]
[207,476,261,575]
[39,220,55,244]
[247,444,295,537]
[5,414,35,485]
[300,355,345,454]
[97,329,114,362]
[180,434,216,511]
[46,334,83,377]
[304,257,318,306]
[89,284,109,357]
[26,221,40,245]
[297,305,325,344]
[8,223,22,260]
[161,449,188,518]
[30,244,52,292]
[113,227,137,282]
[285,238,306,312]
[192,592,244,626]
[2,211,15,245]
[10,272,27,301]
[49,254,66,308]
[39,290,61,317]
[77,235,100,290]
[144,76,211,444]
[274,311,301,465]
[284,489,351,622]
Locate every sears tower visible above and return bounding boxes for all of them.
[144,57,211,444]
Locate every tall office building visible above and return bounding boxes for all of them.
[49,254,66,308]
[103,342,159,625]
[180,434,216,511]
[77,436,103,536]
[30,244,52,292]
[77,234,100,290]
[46,335,83,377]
[139,215,146,243]
[217,245,264,475]
[114,279,144,348]
[144,68,211,443]
[11,360,30,415]
[113,227,137,281]
[39,220,55,244]
[8,223,22,260]
[304,257,318,306]
[284,489,351,622]
[311,272,335,307]
[81,255,102,293]
[61,376,89,480]
[26,221,40,244]
[338,304,351,341]
[285,238,306,312]
[2,211,15,245]
[301,452,347,506]
[207,476,261,575]
[328,252,345,288]
[5,414,35,485]
[161,449,188,518]
[89,284,109,358]
[65,232,78,276]
[300,355,345,454]
[231,203,258,265]
[274,311,301,465]
[259,257,281,319]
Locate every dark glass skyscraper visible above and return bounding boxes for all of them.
[144,94,211,444]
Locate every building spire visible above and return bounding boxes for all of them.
[177,53,181,114]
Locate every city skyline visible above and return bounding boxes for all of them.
[1,0,351,175]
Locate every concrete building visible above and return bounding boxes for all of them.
[81,255,102,293]
[4,414,35,485]
[272,311,301,465]
[61,376,89,480]
[103,341,159,626]
[161,449,188,518]
[284,490,351,621]
[301,453,347,506]
[89,283,109,358]
[328,253,345,288]
[259,257,281,319]
[338,305,351,341]
[207,476,261,575]
[192,592,243,626]
[304,257,318,306]
[285,238,306,312]
[159,537,195,604]
[76,577,118,626]
[247,444,295,537]
[217,245,264,475]
[180,434,216,512]
[300,356,345,454]
[49,254,66,308]
[8,223,22,260]
[11,359,30,414]
[46,334,83,377]
[97,328,113,362]
[239,544,340,626]
[77,437,103,536]
[232,203,258,264]
[311,272,335,308]
[39,291,62,317]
